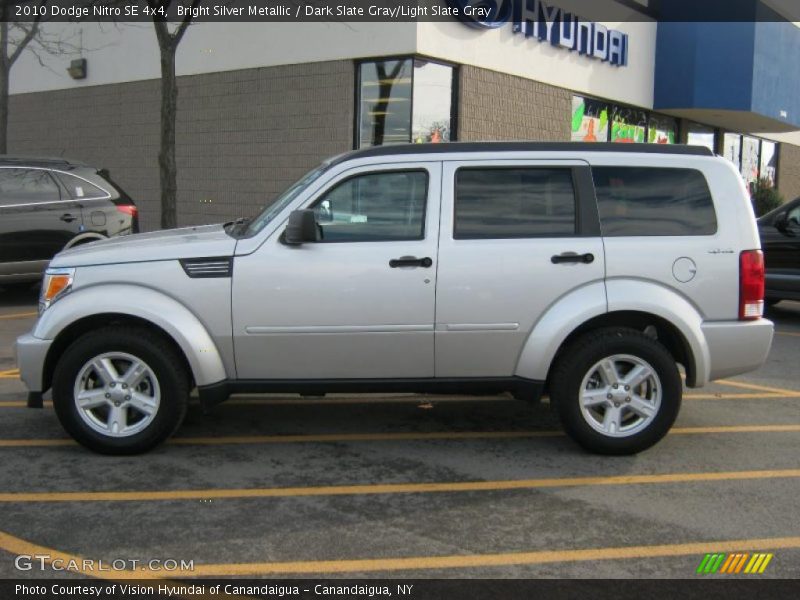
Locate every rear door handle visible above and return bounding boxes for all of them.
[60,213,78,223]
[551,252,594,265]
[389,256,433,268]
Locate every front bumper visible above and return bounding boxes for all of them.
[702,318,774,382]
[15,333,52,394]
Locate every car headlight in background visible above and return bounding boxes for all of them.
[39,267,75,314]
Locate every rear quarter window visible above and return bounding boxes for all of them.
[592,167,717,236]
[55,172,109,200]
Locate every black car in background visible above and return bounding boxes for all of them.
[0,156,138,284]
[758,196,800,305]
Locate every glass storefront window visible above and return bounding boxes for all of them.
[357,58,454,148]
[687,123,715,152]
[357,59,413,148]
[611,105,647,143]
[760,141,778,184]
[741,136,761,188]
[571,96,609,142]
[723,133,742,169]
[647,114,677,144]
[411,60,453,144]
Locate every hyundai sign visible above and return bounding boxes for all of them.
[448,0,629,67]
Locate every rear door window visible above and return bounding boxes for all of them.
[592,167,717,236]
[0,168,61,205]
[454,168,577,239]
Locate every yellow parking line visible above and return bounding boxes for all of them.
[2,468,800,503]
[1,527,797,576]
[0,369,20,378]
[1,423,800,449]
[683,392,798,400]
[776,330,800,337]
[0,311,36,320]
[189,535,800,575]
[715,379,800,397]
[670,424,800,434]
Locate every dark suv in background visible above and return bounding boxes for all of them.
[758,196,800,305]
[0,156,138,284]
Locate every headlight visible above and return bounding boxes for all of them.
[39,267,75,314]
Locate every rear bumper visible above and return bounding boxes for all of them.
[14,333,52,393]
[701,318,774,382]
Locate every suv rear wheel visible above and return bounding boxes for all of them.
[52,327,189,454]
[550,328,682,455]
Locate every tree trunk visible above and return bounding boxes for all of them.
[0,20,10,155]
[158,44,178,229]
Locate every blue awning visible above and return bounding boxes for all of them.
[654,1,800,132]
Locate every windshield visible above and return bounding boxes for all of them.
[241,165,328,237]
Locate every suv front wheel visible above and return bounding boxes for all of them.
[52,327,189,454]
[550,328,682,455]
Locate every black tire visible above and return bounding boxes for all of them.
[550,327,682,455]
[52,326,189,455]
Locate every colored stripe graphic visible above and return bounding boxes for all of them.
[698,552,773,574]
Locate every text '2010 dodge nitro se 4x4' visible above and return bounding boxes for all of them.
[16,143,774,455]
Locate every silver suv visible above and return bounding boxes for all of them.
[15,143,774,455]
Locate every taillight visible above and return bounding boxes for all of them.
[116,205,138,218]
[739,250,765,320]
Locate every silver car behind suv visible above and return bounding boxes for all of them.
[15,143,774,455]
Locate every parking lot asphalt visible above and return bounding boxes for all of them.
[0,284,799,580]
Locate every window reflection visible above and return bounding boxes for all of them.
[687,123,715,152]
[358,58,454,148]
[412,60,453,144]
[724,133,742,168]
[358,60,413,148]
[741,136,760,187]
[760,141,777,185]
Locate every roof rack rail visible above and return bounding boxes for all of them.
[0,155,88,167]
[329,142,714,167]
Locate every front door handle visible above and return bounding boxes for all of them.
[389,256,433,268]
[60,213,78,223]
[551,252,595,265]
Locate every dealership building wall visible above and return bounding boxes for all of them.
[8,4,800,230]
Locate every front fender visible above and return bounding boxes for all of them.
[35,284,227,387]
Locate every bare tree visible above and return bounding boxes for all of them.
[147,0,201,229]
[0,0,55,153]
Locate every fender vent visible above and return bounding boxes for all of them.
[180,257,232,278]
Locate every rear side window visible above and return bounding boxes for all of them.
[0,168,60,205]
[56,172,108,199]
[592,167,717,236]
[454,168,576,239]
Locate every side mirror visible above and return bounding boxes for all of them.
[283,209,319,245]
